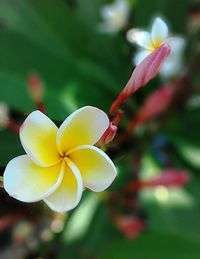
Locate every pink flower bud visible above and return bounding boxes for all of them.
[144,169,189,188]
[127,85,174,131]
[97,122,118,146]
[138,86,174,120]
[110,44,171,115]
[127,169,189,191]
[96,111,123,146]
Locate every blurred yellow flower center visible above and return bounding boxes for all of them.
[152,39,163,49]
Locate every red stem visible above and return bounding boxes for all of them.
[36,101,46,113]
[109,91,127,116]
[113,110,124,126]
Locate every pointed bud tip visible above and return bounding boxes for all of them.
[97,122,118,146]
[109,43,171,115]
[161,43,171,55]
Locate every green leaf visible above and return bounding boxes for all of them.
[101,232,200,259]
[133,0,189,33]
[0,129,24,166]
[0,0,131,115]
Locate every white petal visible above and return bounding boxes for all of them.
[44,158,83,212]
[68,145,117,192]
[57,106,109,154]
[100,0,129,33]
[167,37,185,54]
[160,56,181,78]
[3,155,64,202]
[127,29,153,49]
[134,50,150,65]
[160,38,185,78]
[116,0,129,14]
[151,17,168,45]
[20,110,60,167]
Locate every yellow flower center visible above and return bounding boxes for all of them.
[151,39,163,50]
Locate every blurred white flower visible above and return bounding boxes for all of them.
[100,0,130,33]
[127,17,185,78]
[160,37,185,78]
[0,102,9,129]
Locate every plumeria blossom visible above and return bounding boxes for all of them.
[127,17,185,78]
[3,106,117,213]
[100,0,130,33]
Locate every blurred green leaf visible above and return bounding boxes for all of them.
[101,232,200,259]
[164,109,200,170]
[134,0,189,33]
[58,201,120,259]
[0,130,23,165]
[0,0,131,115]
[174,140,200,169]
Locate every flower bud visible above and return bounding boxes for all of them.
[127,85,174,131]
[127,169,189,191]
[97,122,117,147]
[110,44,171,115]
[145,169,189,188]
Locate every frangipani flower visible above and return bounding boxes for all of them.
[100,0,130,33]
[127,17,185,77]
[3,106,117,213]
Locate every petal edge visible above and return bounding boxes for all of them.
[44,158,83,212]
[3,155,64,202]
[20,110,60,167]
[57,106,109,154]
[68,145,117,192]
